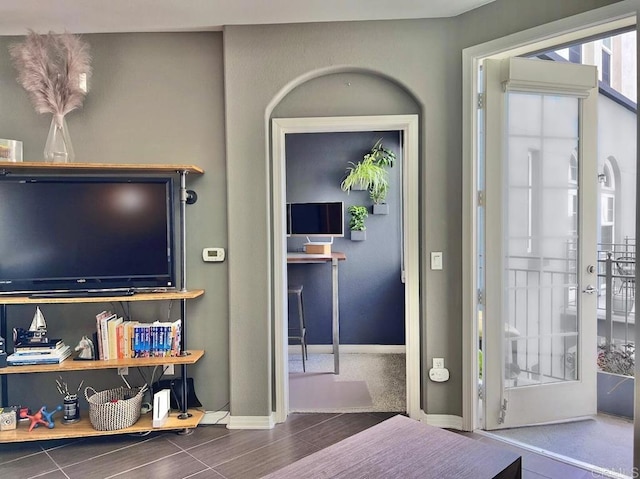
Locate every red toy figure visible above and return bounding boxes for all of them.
[20,407,50,432]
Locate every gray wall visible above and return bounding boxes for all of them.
[224,0,621,418]
[285,131,404,345]
[0,0,621,420]
[0,32,229,413]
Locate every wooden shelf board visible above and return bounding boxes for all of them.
[0,289,204,305]
[1,350,204,374]
[0,161,204,174]
[0,409,205,443]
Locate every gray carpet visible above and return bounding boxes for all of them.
[488,413,632,475]
[288,352,406,413]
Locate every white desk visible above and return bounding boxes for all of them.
[287,252,346,374]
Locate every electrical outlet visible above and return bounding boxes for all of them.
[433,358,445,369]
[164,364,175,375]
[117,367,128,376]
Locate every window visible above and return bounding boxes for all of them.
[527,149,541,254]
[601,38,612,86]
[599,160,616,248]
[569,45,582,64]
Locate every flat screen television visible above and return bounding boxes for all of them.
[0,176,175,295]
[286,201,344,237]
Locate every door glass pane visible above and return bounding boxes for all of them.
[504,91,579,389]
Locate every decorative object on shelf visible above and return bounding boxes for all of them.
[62,395,80,424]
[40,405,63,428]
[85,385,147,431]
[348,205,368,241]
[20,406,51,431]
[30,306,47,335]
[0,409,17,430]
[12,306,50,347]
[73,335,95,360]
[0,139,23,162]
[340,139,396,214]
[55,375,83,423]
[9,30,92,163]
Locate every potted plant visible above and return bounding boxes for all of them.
[340,155,388,193]
[341,139,396,214]
[348,205,368,241]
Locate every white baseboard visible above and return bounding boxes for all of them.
[200,410,230,425]
[418,412,464,430]
[227,413,276,429]
[288,344,406,355]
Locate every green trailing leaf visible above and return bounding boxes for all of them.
[340,139,396,205]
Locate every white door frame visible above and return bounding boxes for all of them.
[462,2,637,431]
[272,115,421,423]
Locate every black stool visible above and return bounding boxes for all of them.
[288,285,308,372]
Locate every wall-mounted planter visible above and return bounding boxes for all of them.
[351,230,366,241]
[373,203,389,215]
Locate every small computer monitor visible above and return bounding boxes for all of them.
[286,202,344,237]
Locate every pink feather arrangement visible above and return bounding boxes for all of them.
[9,31,92,127]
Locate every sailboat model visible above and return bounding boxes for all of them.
[27,306,48,342]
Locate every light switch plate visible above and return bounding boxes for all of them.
[431,252,443,270]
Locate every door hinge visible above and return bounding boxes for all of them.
[477,289,484,305]
[477,92,484,109]
[498,398,508,424]
[477,190,484,206]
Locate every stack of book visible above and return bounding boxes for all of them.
[8,339,72,366]
[95,311,182,360]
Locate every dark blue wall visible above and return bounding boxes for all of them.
[286,131,405,345]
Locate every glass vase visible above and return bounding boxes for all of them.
[44,115,75,163]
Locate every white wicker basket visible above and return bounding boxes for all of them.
[85,385,147,431]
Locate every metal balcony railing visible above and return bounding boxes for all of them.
[597,239,635,349]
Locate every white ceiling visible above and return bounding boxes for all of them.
[0,0,496,36]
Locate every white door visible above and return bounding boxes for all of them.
[483,57,599,429]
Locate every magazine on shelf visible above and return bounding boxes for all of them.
[14,339,64,351]
[12,342,67,356]
[7,345,72,365]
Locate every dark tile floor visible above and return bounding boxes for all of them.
[0,412,599,479]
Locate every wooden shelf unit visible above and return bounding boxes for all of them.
[0,163,206,443]
[0,350,204,375]
[0,161,204,174]
[0,289,204,305]
[0,409,205,443]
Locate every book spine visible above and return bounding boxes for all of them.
[116,323,124,359]
[133,326,141,358]
[144,325,150,358]
[95,311,106,360]
[151,325,157,357]
[100,317,110,360]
